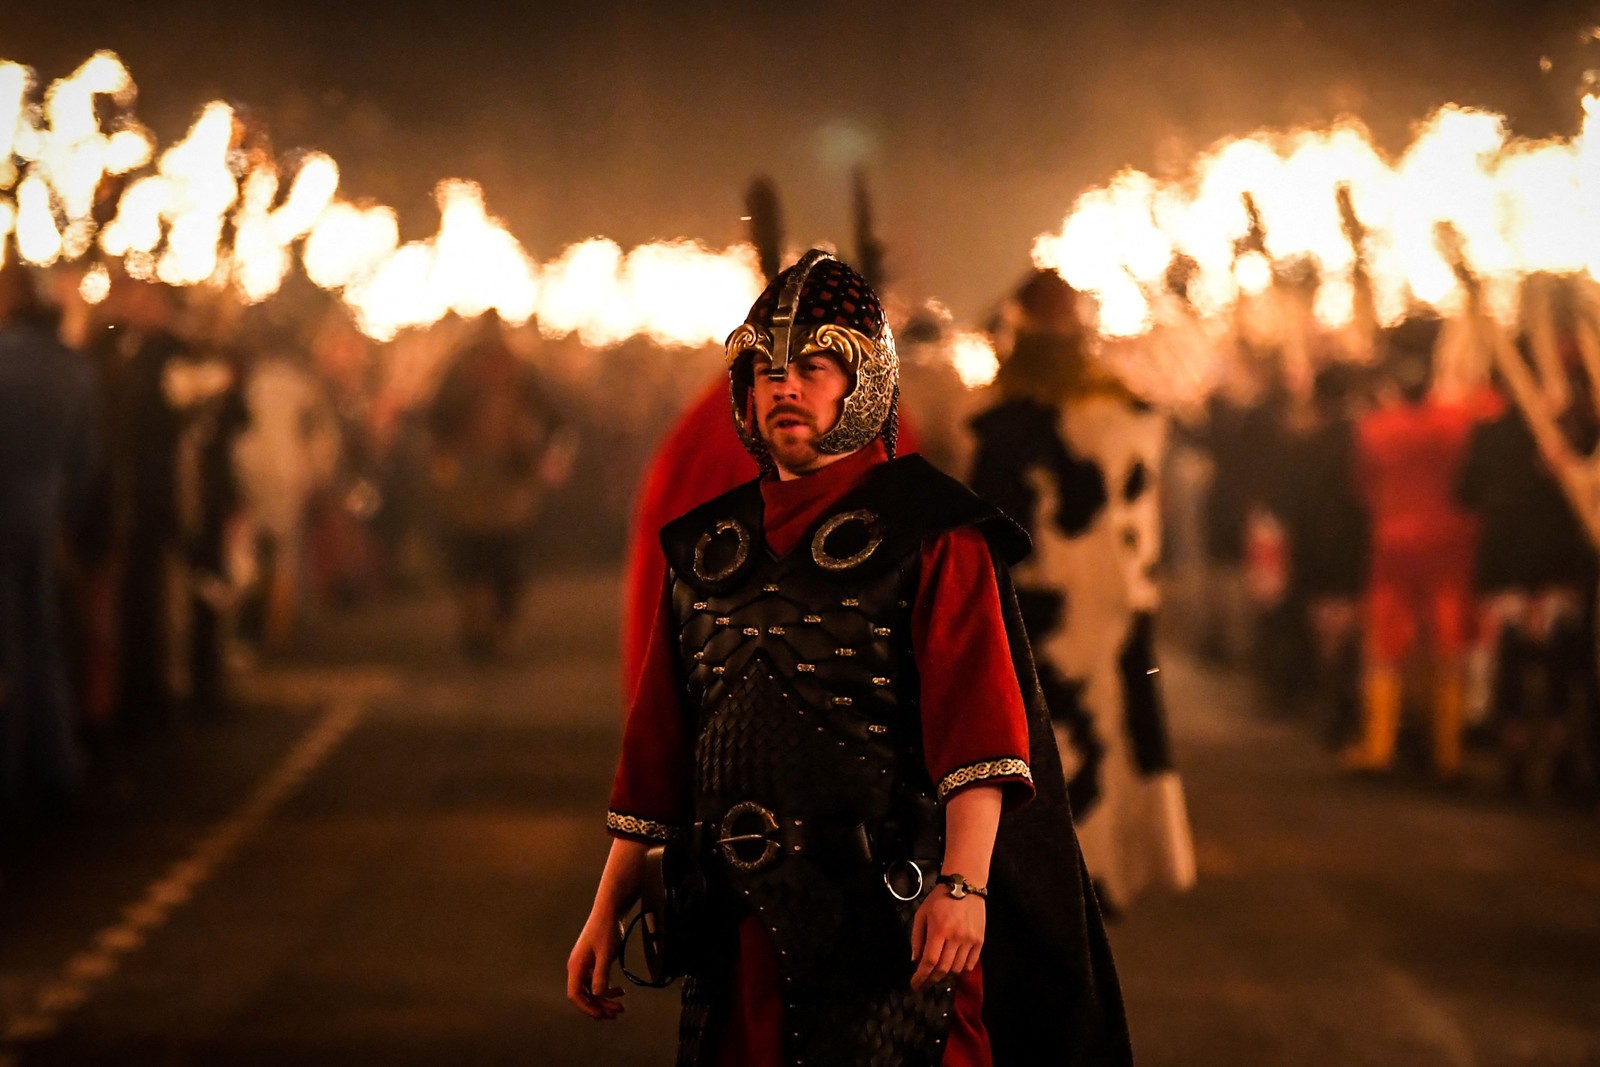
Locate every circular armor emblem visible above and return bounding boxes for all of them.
[811,509,884,571]
[693,519,751,583]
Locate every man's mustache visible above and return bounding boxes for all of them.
[765,404,815,429]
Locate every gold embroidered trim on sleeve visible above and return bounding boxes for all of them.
[937,758,1033,800]
[606,810,677,842]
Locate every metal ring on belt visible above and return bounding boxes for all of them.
[883,859,927,902]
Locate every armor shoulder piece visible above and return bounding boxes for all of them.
[866,455,1032,567]
[659,478,765,594]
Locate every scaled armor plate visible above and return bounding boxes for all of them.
[666,481,955,1067]
[658,450,1040,1067]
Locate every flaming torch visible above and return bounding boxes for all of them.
[1436,218,1600,549]
[1031,94,1600,374]
[1,49,763,352]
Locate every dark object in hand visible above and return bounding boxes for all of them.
[620,842,704,987]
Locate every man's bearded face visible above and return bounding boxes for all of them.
[750,351,852,474]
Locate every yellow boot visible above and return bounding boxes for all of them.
[1432,668,1466,780]
[1342,666,1402,771]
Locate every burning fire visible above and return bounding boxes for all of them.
[78,261,110,304]
[1,51,761,347]
[949,331,1000,389]
[1034,100,1600,340]
[337,179,541,341]
[16,47,1600,400]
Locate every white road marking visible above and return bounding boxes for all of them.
[1375,961,1479,1067]
[0,699,365,1063]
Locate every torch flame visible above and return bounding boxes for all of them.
[270,153,338,243]
[104,128,154,175]
[0,63,29,190]
[1035,95,1600,341]
[79,261,111,305]
[302,200,400,290]
[949,331,1000,389]
[1580,95,1600,281]
[533,238,762,349]
[15,174,61,265]
[2,49,764,348]
[228,153,342,303]
[154,101,240,287]
[339,179,540,341]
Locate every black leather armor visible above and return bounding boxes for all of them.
[658,456,1027,1067]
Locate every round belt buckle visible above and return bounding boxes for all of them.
[883,859,925,902]
[718,801,781,872]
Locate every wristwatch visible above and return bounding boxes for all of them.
[935,873,988,900]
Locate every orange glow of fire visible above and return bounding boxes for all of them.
[79,261,111,304]
[230,153,341,303]
[949,331,1000,389]
[1,50,762,350]
[1034,98,1600,339]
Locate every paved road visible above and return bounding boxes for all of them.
[1,570,1596,1066]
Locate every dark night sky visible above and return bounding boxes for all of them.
[4,0,1597,317]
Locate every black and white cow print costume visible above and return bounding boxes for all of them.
[970,350,1196,912]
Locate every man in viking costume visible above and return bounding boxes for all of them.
[568,250,1130,1066]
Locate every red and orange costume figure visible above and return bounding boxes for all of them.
[1347,319,1497,778]
[573,251,1127,1066]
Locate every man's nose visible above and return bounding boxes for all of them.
[765,371,798,398]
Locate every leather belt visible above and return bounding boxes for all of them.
[692,802,874,873]
[694,802,940,904]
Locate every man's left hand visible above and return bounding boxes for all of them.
[909,884,985,991]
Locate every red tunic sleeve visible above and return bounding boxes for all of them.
[606,577,693,842]
[913,525,1036,810]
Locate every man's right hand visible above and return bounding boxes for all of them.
[567,915,626,1020]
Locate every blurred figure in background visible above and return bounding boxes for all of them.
[66,280,123,735]
[1346,317,1493,780]
[427,322,569,659]
[100,277,190,731]
[305,309,385,606]
[1190,354,1286,668]
[172,307,251,717]
[233,325,340,653]
[969,270,1195,913]
[1240,358,1302,695]
[1457,351,1599,797]
[1278,363,1371,747]
[0,261,97,815]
